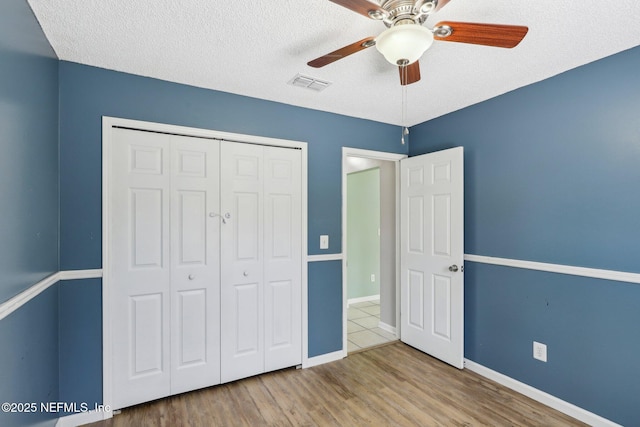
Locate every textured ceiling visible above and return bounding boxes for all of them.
[28,0,640,126]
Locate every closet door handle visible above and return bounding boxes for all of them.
[243,271,249,277]
[188,274,195,280]
[209,212,227,224]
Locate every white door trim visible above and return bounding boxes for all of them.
[102,116,308,416]
[341,147,407,356]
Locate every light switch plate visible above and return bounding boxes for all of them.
[320,235,329,249]
[533,341,547,362]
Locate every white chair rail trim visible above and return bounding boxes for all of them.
[307,253,343,262]
[4,254,638,322]
[0,269,103,321]
[464,254,640,285]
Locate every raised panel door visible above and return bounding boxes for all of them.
[110,129,172,409]
[169,136,221,394]
[400,147,464,369]
[220,142,265,383]
[263,147,302,371]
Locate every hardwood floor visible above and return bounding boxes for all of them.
[87,342,586,426]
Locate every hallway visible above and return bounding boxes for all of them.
[347,299,396,352]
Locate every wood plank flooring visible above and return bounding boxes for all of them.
[86,342,587,426]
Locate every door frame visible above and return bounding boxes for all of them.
[102,116,308,415]
[341,147,406,356]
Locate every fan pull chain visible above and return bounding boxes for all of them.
[401,65,408,145]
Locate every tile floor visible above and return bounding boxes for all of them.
[347,299,397,353]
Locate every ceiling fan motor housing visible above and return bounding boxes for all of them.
[379,0,436,26]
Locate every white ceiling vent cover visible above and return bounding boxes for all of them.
[288,74,332,92]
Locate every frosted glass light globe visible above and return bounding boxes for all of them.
[375,24,434,65]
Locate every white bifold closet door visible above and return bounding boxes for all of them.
[220,141,302,383]
[110,129,221,409]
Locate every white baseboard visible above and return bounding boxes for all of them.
[303,349,345,368]
[377,321,397,336]
[56,409,112,427]
[463,359,621,427]
[347,294,380,306]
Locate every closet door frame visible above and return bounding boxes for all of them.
[102,116,308,418]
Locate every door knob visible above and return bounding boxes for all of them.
[243,271,249,277]
[188,274,195,280]
[448,265,459,272]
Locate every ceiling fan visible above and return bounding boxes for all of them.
[308,0,528,85]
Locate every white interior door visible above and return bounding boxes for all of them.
[263,146,302,372]
[400,147,464,369]
[107,119,306,409]
[110,129,222,408]
[220,142,265,382]
[220,142,302,383]
[110,129,172,408]
[169,135,221,394]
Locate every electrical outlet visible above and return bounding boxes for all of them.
[320,235,329,250]
[533,341,547,362]
[370,274,375,282]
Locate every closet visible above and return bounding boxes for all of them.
[107,127,302,410]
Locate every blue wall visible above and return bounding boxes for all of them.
[58,279,103,410]
[0,0,59,304]
[58,62,407,270]
[308,261,343,357]
[58,61,406,404]
[6,0,638,422]
[0,287,60,427]
[410,45,640,426]
[0,1,59,426]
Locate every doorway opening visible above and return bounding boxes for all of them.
[342,148,406,354]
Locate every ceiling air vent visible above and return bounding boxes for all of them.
[288,74,332,92]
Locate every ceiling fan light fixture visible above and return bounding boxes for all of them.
[375,24,434,66]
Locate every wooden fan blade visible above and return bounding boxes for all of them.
[399,61,421,86]
[308,37,375,68]
[434,21,528,48]
[434,0,452,12]
[329,0,386,19]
